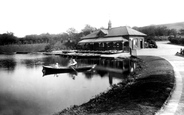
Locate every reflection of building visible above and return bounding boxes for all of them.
[80,58,137,86]
[79,21,146,51]
[76,58,129,72]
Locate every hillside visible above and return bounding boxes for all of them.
[155,22,184,30]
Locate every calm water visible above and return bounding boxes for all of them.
[0,54,133,115]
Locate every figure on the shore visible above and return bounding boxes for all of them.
[177,48,184,55]
[180,48,184,55]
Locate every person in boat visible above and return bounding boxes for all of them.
[68,59,77,67]
[55,63,60,68]
[68,59,78,75]
[67,59,78,79]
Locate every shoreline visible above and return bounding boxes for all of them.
[55,56,175,115]
[0,43,47,53]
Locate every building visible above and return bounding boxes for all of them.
[78,21,146,52]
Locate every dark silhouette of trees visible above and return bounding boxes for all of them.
[0,24,97,50]
[167,29,177,36]
[63,28,82,50]
[133,25,178,41]
[0,32,17,45]
[179,29,184,35]
[133,26,175,37]
[133,25,180,48]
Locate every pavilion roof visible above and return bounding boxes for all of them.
[81,26,146,39]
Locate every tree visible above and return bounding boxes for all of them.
[64,28,82,49]
[67,28,77,35]
[99,26,106,29]
[0,32,17,45]
[156,26,168,36]
[168,29,177,36]
[179,29,184,35]
[81,24,97,36]
[66,28,78,41]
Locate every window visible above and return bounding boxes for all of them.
[101,43,104,47]
[133,39,138,47]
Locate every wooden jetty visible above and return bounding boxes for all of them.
[43,51,130,59]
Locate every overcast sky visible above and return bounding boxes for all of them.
[0,0,184,37]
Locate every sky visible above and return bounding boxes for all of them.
[0,0,184,37]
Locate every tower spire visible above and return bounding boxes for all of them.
[108,20,112,30]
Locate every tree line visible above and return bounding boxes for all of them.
[133,25,184,47]
[0,25,97,50]
[133,26,179,40]
[1,24,184,50]
[133,26,184,39]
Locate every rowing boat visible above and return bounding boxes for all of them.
[42,65,96,76]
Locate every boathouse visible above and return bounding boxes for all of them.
[78,21,146,52]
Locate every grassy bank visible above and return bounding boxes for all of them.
[55,56,175,115]
[0,43,48,53]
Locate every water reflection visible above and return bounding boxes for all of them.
[44,57,137,86]
[76,58,131,71]
[0,54,137,115]
[82,71,95,79]
[21,59,43,68]
[0,58,16,72]
[77,58,137,86]
[68,72,78,80]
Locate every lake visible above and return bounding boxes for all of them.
[0,54,134,115]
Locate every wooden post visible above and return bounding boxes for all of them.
[142,38,144,48]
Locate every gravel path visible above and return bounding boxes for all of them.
[137,41,184,115]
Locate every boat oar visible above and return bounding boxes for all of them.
[70,66,78,73]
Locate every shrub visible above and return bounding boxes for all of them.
[168,35,184,45]
[154,36,169,41]
[44,44,53,52]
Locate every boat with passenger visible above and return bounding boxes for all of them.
[42,64,96,76]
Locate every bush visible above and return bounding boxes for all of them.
[154,36,169,41]
[44,44,53,52]
[168,35,184,45]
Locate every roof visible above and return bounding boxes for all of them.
[100,29,108,34]
[81,30,100,39]
[81,26,146,39]
[79,37,128,44]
